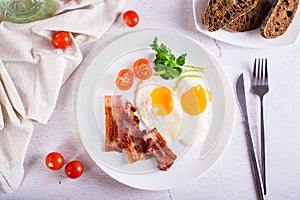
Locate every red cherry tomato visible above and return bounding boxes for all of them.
[123,10,139,27]
[45,152,64,170]
[115,69,135,91]
[52,31,71,49]
[65,160,84,179]
[133,58,152,80]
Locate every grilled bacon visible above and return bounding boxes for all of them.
[104,95,150,162]
[104,95,176,170]
[143,128,177,171]
[125,130,152,163]
[104,95,122,152]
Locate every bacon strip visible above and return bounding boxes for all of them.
[104,95,150,163]
[111,96,140,148]
[104,95,176,170]
[104,95,121,152]
[143,128,177,171]
[126,130,151,163]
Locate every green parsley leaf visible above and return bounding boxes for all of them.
[150,37,204,80]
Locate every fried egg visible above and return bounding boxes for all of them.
[175,77,212,146]
[135,77,182,142]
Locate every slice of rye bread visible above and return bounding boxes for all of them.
[262,0,299,39]
[225,0,272,32]
[202,0,259,32]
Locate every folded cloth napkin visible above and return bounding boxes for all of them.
[0,0,125,193]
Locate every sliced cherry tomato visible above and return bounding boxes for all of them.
[133,58,152,80]
[52,31,71,49]
[123,10,139,27]
[45,152,64,170]
[65,160,84,179]
[115,69,135,91]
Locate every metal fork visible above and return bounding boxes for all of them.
[252,58,269,195]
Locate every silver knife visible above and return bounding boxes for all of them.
[236,73,265,200]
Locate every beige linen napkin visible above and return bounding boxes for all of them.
[0,0,125,193]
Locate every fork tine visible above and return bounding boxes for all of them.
[253,58,257,80]
[256,58,261,85]
[260,58,263,80]
[264,58,268,84]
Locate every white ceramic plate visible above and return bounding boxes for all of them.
[74,29,236,190]
[193,0,300,48]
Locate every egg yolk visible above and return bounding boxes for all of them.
[150,86,174,116]
[181,84,207,115]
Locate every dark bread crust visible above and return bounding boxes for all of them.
[225,0,272,32]
[202,0,259,32]
[262,0,299,39]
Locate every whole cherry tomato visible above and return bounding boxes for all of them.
[45,152,64,170]
[115,69,135,91]
[133,58,152,80]
[123,10,139,27]
[65,160,84,179]
[52,31,71,49]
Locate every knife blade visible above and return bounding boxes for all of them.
[236,73,265,200]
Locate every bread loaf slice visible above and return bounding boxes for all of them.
[225,0,272,32]
[202,0,259,32]
[262,0,299,39]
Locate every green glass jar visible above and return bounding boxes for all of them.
[0,0,57,23]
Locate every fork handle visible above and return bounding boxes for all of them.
[260,97,267,195]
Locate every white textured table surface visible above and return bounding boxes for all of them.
[1,1,300,199]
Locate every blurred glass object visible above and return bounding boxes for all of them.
[0,0,57,23]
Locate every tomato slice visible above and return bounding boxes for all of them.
[65,160,84,179]
[123,10,139,27]
[115,69,135,91]
[52,31,71,49]
[133,58,152,80]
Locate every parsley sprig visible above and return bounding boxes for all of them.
[150,37,205,80]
